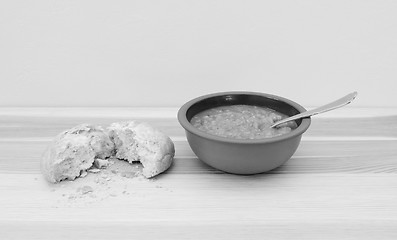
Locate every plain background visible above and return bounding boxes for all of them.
[0,0,396,107]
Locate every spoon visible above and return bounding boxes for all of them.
[270,91,358,128]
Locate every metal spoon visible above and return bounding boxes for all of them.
[270,91,358,128]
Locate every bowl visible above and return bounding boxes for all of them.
[177,91,311,174]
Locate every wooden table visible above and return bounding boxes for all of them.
[0,107,396,239]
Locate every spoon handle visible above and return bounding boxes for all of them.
[271,91,358,128]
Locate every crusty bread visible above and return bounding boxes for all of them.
[41,124,115,183]
[41,121,175,183]
[107,121,175,178]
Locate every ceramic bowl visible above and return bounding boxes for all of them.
[177,91,311,174]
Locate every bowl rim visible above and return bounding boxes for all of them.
[177,91,311,144]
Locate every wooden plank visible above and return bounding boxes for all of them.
[0,140,396,174]
[0,108,396,139]
[1,220,396,240]
[0,107,396,240]
[0,173,396,239]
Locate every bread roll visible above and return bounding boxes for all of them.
[41,121,175,183]
[107,121,175,178]
[41,124,115,183]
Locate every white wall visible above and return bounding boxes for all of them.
[1,0,396,107]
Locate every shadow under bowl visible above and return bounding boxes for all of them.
[177,91,311,175]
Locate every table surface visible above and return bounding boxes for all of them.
[0,107,396,240]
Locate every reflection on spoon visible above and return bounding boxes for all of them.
[270,92,358,128]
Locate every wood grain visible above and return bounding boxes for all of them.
[0,108,396,240]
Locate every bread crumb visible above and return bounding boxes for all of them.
[94,158,111,169]
[88,168,101,173]
[79,185,94,194]
[80,171,88,178]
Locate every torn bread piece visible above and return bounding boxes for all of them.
[93,158,112,169]
[41,124,115,183]
[107,121,175,178]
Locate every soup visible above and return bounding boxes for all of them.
[190,105,297,140]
